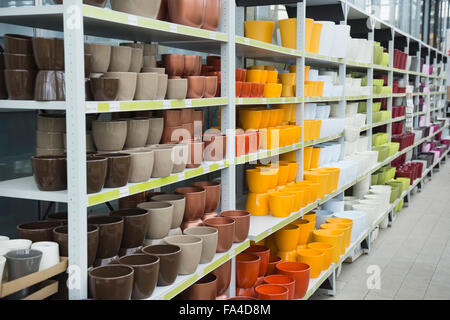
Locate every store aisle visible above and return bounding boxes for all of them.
[312,160,450,300]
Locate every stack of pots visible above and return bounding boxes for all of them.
[202,56,221,97]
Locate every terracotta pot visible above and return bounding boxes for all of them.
[167,0,206,28]
[147,118,164,145]
[236,252,260,289]
[3,53,36,70]
[137,202,174,240]
[110,208,149,249]
[163,110,182,127]
[220,210,250,243]
[181,123,194,141]
[228,296,257,300]
[146,146,174,177]
[156,73,168,100]
[32,156,67,191]
[118,254,159,299]
[92,119,128,151]
[186,140,204,168]
[204,76,218,98]
[135,72,158,100]
[195,56,202,75]
[203,217,235,253]
[90,77,119,101]
[123,118,150,148]
[212,259,231,296]
[191,181,221,213]
[34,70,65,101]
[53,225,99,267]
[84,43,111,73]
[181,273,217,300]
[183,55,198,76]
[184,226,218,264]
[203,211,219,221]
[167,78,188,99]
[162,54,184,76]
[88,216,124,259]
[164,235,203,275]
[174,187,206,221]
[103,72,137,101]
[100,153,131,188]
[4,69,35,100]
[263,274,295,300]
[255,284,289,300]
[266,255,282,276]
[276,261,310,299]
[4,34,33,54]
[17,221,62,243]
[180,108,194,124]
[203,133,226,161]
[86,156,108,194]
[128,47,143,73]
[142,244,181,286]
[202,0,221,31]
[88,265,134,300]
[235,287,256,297]
[186,76,206,98]
[157,0,168,20]
[110,0,162,19]
[150,194,185,229]
[244,245,270,277]
[180,218,204,231]
[32,37,64,70]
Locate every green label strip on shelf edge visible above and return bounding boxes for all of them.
[83,5,128,24]
[88,189,120,206]
[184,168,204,179]
[255,230,270,243]
[203,254,230,275]
[234,241,250,255]
[164,274,198,300]
[120,101,164,111]
[209,163,220,172]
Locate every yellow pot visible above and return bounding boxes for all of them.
[309,22,323,53]
[279,73,296,86]
[296,181,319,203]
[274,224,300,252]
[277,249,298,262]
[309,147,320,169]
[304,171,329,199]
[278,18,297,49]
[305,18,314,52]
[307,242,334,270]
[246,69,263,83]
[314,168,337,194]
[320,223,351,249]
[259,128,280,150]
[263,83,282,98]
[260,70,268,84]
[280,151,296,162]
[281,85,295,97]
[244,20,275,44]
[264,66,275,71]
[303,212,316,225]
[313,229,345,262]
[280,161,298,183]
[305,66,310,81]
[304,146,313,170]
[290,218,313,245]
[257,108,271,129]
[277,163,290,186]
[269,192,294,217]
[283,187,304,212]
[266,70,278,83]
[239,109,262,131]
[297,248,325,278]
[246,168,271,193]
[268,109,279,127]
[246,192,269,216]
[304,84,313,97]
[277,126,289,147]
[265,235,278,256]
[274,109,285,126]
[248,65,265,70]
[326,218,353,228]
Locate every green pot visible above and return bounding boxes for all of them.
[380,166,396,181]
[380,110,390,121]
[371,173,379,185]
[395,199,404,212]
[372,111,382,123]
[358,101,367,113]
[395,178,411,191]
[381,52,389,66]
[372,133,389,146]
[372,102,381,112]
[387,142,400,156]
[373,145,390,162]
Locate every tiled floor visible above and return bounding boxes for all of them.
[312,158,450,300]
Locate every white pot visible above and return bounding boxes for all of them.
[0,239,32,251]
[315,105,331,120]
[305,103,317,120]
[31,242,60,271]
[314,210,334,229]
[356,136,369,152]
[380,217,389,229]
[318,21,335,57]
[346,103,359,117]
[344,126,360,143]
[344,196,360,210]
[353,176,371,199]
[352,203,378,226]
[332,24,350,58]
[364,193,389,208]
[333,210,367,242]
[322,199,345,213]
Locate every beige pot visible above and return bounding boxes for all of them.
[36,131,64,149]
[137,201,174,239]
[143,67,165,74]
[143,56,157,69]
[168,228,183,236]
[146,118,164,145]
[183,227,218,264]
[135,72,158,100]
[92,119,128,151]
[110,0,162,19]
[171,143,189,173]
[36,148,65,156]
[37,114,66,133]
[84,43,111,73]
[123,117,150,148]
[150,194,186,229]
[146,146,174,178]
[108,46,132,72]
[164,235,203,275]
[63,132,95,151]
[128,149,154,183]
[167,78,188,100]
[104,72,137,101]
[156,74,168,100]
[143,44,157,56]
[128,47,143,73]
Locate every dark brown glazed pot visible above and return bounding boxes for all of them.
[202,0,221,31]
[86,156,108,194]
[186,76,206,98]
[191,181,221,212]
[183,55,198,76]
[203,217,235,253]
[180,218,204,231]
[142,244,181,286]
[100,153,131,188]
[162,54,184,76]
[0,71,7,99]
[3,53,37,70]
[90,77,119,101]
[163,109,182,127]
[54,0,107,6]
[174,186,206,221]
[220,210,250,243]
[204,76,217,98]
[88,216,124,259]
[85,78,93,101]
[47,211,68,222]
[186,140,204,168]
[110,208,149,249]
[34,70,66,101]
[119,192,148,209]
[181,273,217,300]
[52,225,99,267]
[4,69,36,100]
[32,37,65,70]
[4,34,33,54]
[118,254,160,300]
[212,259,232,296]
[17,220,62,242]
[32,155,67,191]
[167,0,206,28]
[88,265,134,300]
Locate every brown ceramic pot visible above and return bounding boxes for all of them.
[180,218,204,231]
[142,244,181,286]
[174,186,206,221]
[32,37,65,70]
[204,76,218,98]
[244,245,270,277]
[191,181,221,212]
[100,153,131,188]
[32,155,67,191]
[90,77,119,101]
[157,0,168,20]
[34,70,66,101]
[47,211,68,222]
[203,217,235,253]
[88,216,124,259]
[3,53,36,70]
[186,140,204,168]
[4,34,33,54]
[183,55,198,76]
[181,273,217,300]
[220,210,250,243]
[17,220,62,242]
[110,208,149,249]
[162,54,184,76]
[161,125,183,143]
[180,108,193,124]
[202,211,219,221]
[119,192,147,210]
[110,0,161,19]
[86,156,107,194]
[167,0,206,28]
[88,265,134,300]
[186,76,206,98]
[212,259,232,296]
[202,0,221,31]
[118,254,159,300]
[163,110,182,127]
[203,133,226,161]
[4,69,36,100]
[37,114,66,132]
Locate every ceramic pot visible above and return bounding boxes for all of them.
[103,72,137,101]
[110,0,162,19]
[137,202,174,239]
[164,235,203,275]
[30,241,60,271]
[88,265,134,300]
[85,43,111,73]
[202,0,220,31]
[32,156,67,191]
[123,118,150,148]
[211,259,231,296]
[37,114,66,132]
[183,55,198,76]
[118,254,159,299]
[3,53,36,70]
[127,149,154,183]
[236,252,260,289]
[150,194,186,229]
[203,133,226,161]
[129,47,144,73]
[52,225,99,267]
[146,118,164,145]
[142,244,181,286]
[5,250,42,299]
[4,69,35,100]
[167,78,188,99]
[171,143,189,173]
[167,0,206,28]
[108,46,132,72]
[86,156,108,194]
[219,210,249,243]
[100,153,131,188]
[276,261,310,299]
[92,119,128,151]
[0,239,32,254]
[181,273,217,300]
[183,226,218,264]
[191,181,220,212]
[204,76,217,98]
[162,54,184,76]
[54,0,107,6]
[186,140,204,168]
[4,34,33,54]
[244,245,270,277]
[17,221,62,243]
[163,110,181,127]
[90,77,119,101]
[135,72,158,100]
[147,146,174,177]
[47,212,68,222]
[36,131,64,149]
[34,70,65,101]
[255,284,289,300]
[155,74,168,99]
[174,186,206,221]
[32,37,64,70]
[110,208,149,249]
[266,255,282,276]
[88,216,124,259]
[203,217,235,253]
[186,76,206,98]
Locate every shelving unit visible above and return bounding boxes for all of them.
[0,0,447,300]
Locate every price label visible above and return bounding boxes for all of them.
[262,98,267,104]
[170,24,178,33]
[85,103,97,114]
[210,32,217,40]
[185,99,192,107]
[128,15,138,26]
[245,38,250,45]
[110,101,120,112]
[119,187,129,198]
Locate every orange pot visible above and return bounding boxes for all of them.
[309,22,323,54]
[236,131,246,156]
[246,192,269,216]
[297,248,325,278]
[307,242,334,270]
[276,261,310,299]
[239,109,262,131]
[304,146,313,170]
[290,218,314,245]
[245,245,270,277]
[255,284,289,300]
[277,249,298,262]
[313,229,345,262]
[263,275,296,300]
[266,255,282,276]
[274,224,299,252]
[236,252,261,289]
[320,223,351,249]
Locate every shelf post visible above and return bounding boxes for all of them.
[295,1,305,181]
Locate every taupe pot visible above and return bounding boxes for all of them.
[103,72,137,101]
[156,74,168,99]
[137,202,174,239]
[127,149,154,183]
[129,48,144,73]
[183,226,218,264]
[135,72,158,100]
[146,118,164,145]
[164,235,203,275]
[84,43,111,73]
[150,194,185,229]
[108,46,132,72]
[123,117,150,148]
[110,0,162,19]
[92,119,127,152]
[146,146,174,178]
[167,78,188,99]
